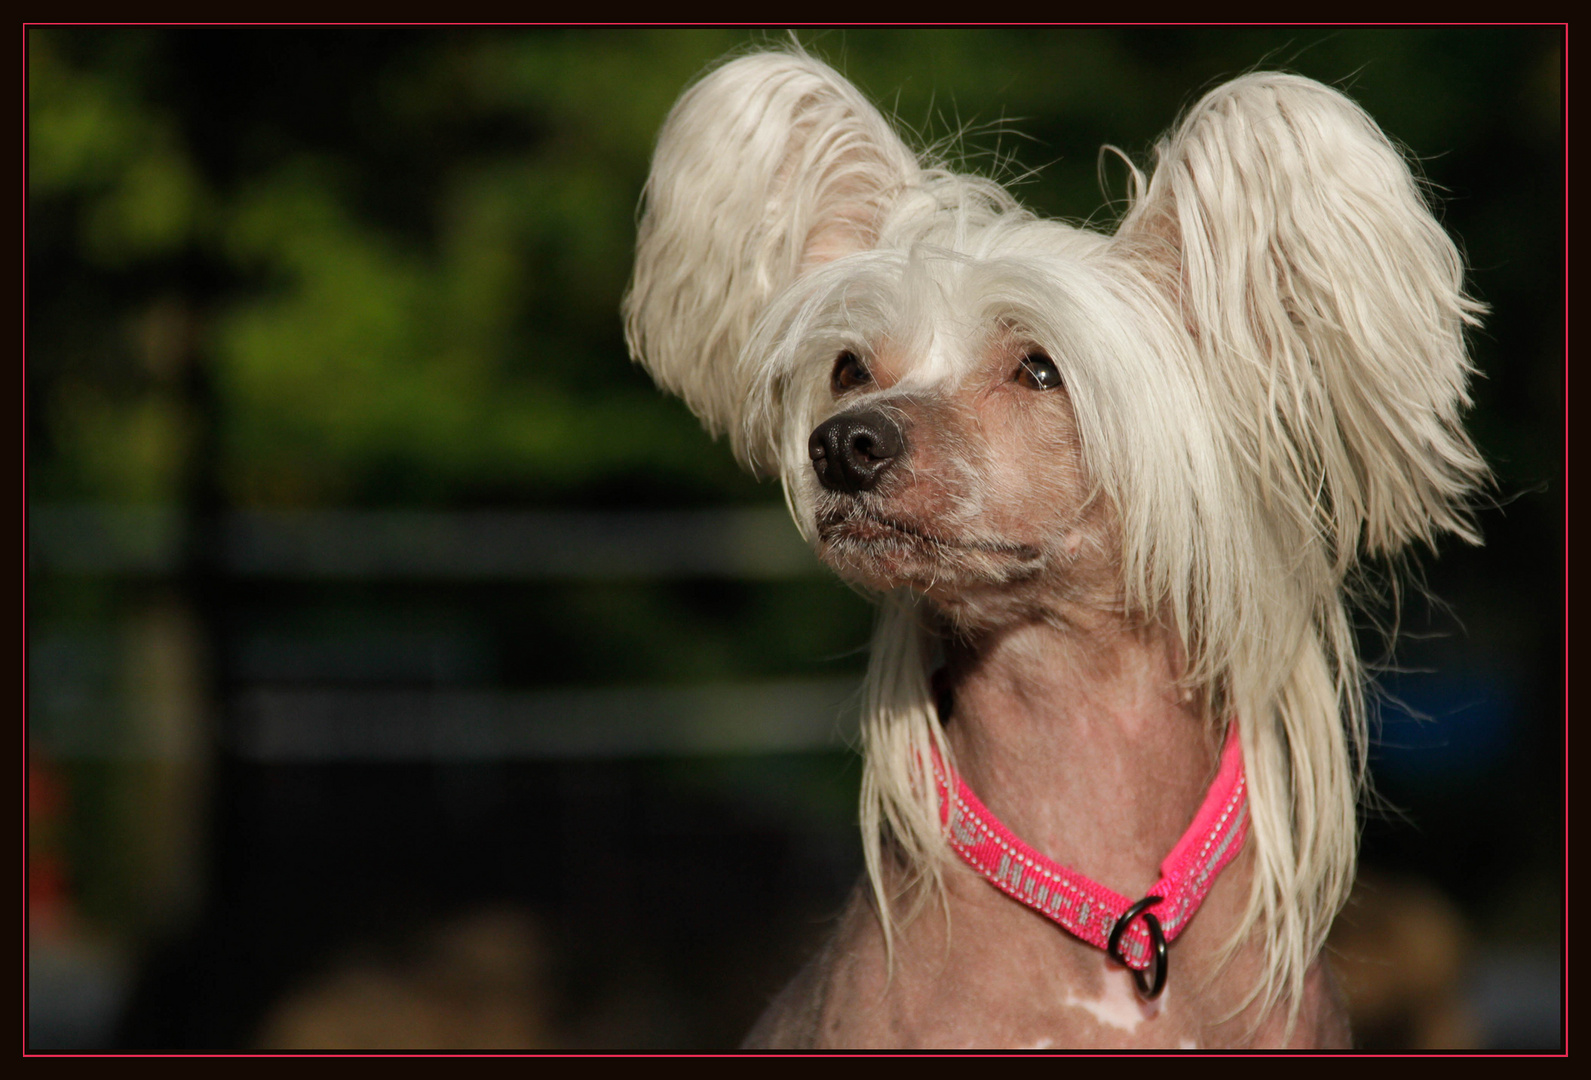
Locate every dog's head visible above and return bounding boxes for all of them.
[625,50,1483,642]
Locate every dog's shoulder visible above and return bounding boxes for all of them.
[741,883,890,1049]
[741,938,831,1049]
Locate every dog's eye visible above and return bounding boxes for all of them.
[831,351,872,393]
[1015,353,1062,391]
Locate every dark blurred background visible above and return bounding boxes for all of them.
[26,28,1561,1051]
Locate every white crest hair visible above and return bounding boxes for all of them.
[624,49,1486,1027]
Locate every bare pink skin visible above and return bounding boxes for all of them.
[747,337,1351,1048]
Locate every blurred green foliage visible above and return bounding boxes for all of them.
[29,28,1561,513]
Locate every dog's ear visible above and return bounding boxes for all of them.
[1116,74,1487,564]
[624,51,919,469]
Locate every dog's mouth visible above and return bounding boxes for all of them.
[815,507,1041,563]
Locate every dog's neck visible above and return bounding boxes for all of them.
[938,615,1219,901]
[745,608,1350,1048]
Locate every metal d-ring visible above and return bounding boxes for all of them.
[1107,895,1168,999]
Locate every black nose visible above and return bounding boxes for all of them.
[809,410,905,493]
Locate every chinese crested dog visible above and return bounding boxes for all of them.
[624,49,1485,1048]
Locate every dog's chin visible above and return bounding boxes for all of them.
[814,507,1043,597]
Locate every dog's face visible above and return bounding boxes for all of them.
[783,277,1115,632]
[741,216,1166,635]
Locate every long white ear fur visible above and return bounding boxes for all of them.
[623,50,920,469]
[1117,72,1487,568]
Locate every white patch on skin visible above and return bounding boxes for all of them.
[1029,1037,1055,1049]
[1058,977,1163,1034]
[1178,1038,1199,1050]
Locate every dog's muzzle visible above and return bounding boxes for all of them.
[809,410,904,494]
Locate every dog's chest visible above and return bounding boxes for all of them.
[748,880,1350,1049]
[755,886,1212,1049]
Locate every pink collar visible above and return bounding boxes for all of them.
[931,723,1248,999]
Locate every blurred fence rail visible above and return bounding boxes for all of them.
[234,679,861,761]
[29,502,864,764]
[28,504,826,580]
